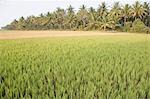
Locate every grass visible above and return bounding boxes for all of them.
[0,35,150,99]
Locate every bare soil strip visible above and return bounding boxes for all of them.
[0,31,143,40]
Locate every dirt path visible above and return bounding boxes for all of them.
[0,31,141,40]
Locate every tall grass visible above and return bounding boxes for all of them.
[0,35,150,98]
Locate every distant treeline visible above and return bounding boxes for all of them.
[2,1,150,33]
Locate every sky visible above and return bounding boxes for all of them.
[0,0,149,28]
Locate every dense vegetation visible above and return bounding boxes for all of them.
[3,1,150,33]
[0,35,150,98]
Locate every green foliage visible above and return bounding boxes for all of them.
[143,27,150,34]
[130,19,150,33]
[2,1,150,33]
[131,1,148,19]
[122,22,132,32]
[0,36,150,98]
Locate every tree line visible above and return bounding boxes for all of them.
[2,1,150,33]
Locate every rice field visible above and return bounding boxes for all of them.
[0,33,150,99]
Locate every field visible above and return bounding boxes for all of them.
[0,31,150,98]
[0,31,135,39]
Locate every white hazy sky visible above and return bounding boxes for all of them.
[0,0,149,28]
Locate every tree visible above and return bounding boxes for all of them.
[77,5,89,29]
[122,4,131,23]
[54,7,66,29]
[85,7,100,30]
[88,7,97,22]
[6,19,18,30]
[67,5,74,15]
[3,2,149,33]
[130,18,149,33]
[109,2,122,27]
[97,2,108,18]
[110,2,122,18]
[26,16,35,30]
[64,5,77,29]
[17,17,26,30]
[131,1,147,20]
[99,16,115,31]
[142,2,150,26]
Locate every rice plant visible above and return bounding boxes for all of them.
[0,35,150,99]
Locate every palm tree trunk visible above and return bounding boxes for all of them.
[124,17,127,23]
[69,24,72,29]
[104,26,106,31]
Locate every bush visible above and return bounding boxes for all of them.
[130,19,149,33]
[143,27,150,34]
[122,22,132,32]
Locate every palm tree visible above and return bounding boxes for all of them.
[10,19,18,30]
[17,17,26,30]
[97,2,108,17]
[26,16,35,30]
[46,12,51,17]
[99,16,115,31]
[77,5,89,29]
[64,5,77,29]
[40,13,44,17]
[89,7,96,13]
[86,19,100,30]
[142,2,150,26]
[85,7,100,30]
[67,5,74,15]
[109,2,122,27]
[35,14,49,30]
[110,2,122,18]
[131,1,147,20]
[122,4,132,23]
[54,7,66,29]
[4,2,149,31]
[143,2,149,13]
[45,12,55,29]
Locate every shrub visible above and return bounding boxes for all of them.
[130,19,149,33]
[122,22,132,32]
[143,27,150,34]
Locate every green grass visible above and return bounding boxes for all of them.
[0,35,150,99]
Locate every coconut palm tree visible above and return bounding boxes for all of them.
[142,2,150,26]
[89,7,96,13]
[109,2,122,27]
[131,1,147,20]
[67,5,74,15]
[97,2,108,17]
[77,5,89,29]
[25,16,35,30]
[17,17,26,30]
[54,7,66,29]
[122,4,132,23]
[99,16,115,31]
[9,19,18,30]
[44,12,55,29]
[110,2,122,18]
[64,5,77,29]
[85,7,100,30]
[143,2,149,13]
[3,2,149,31]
